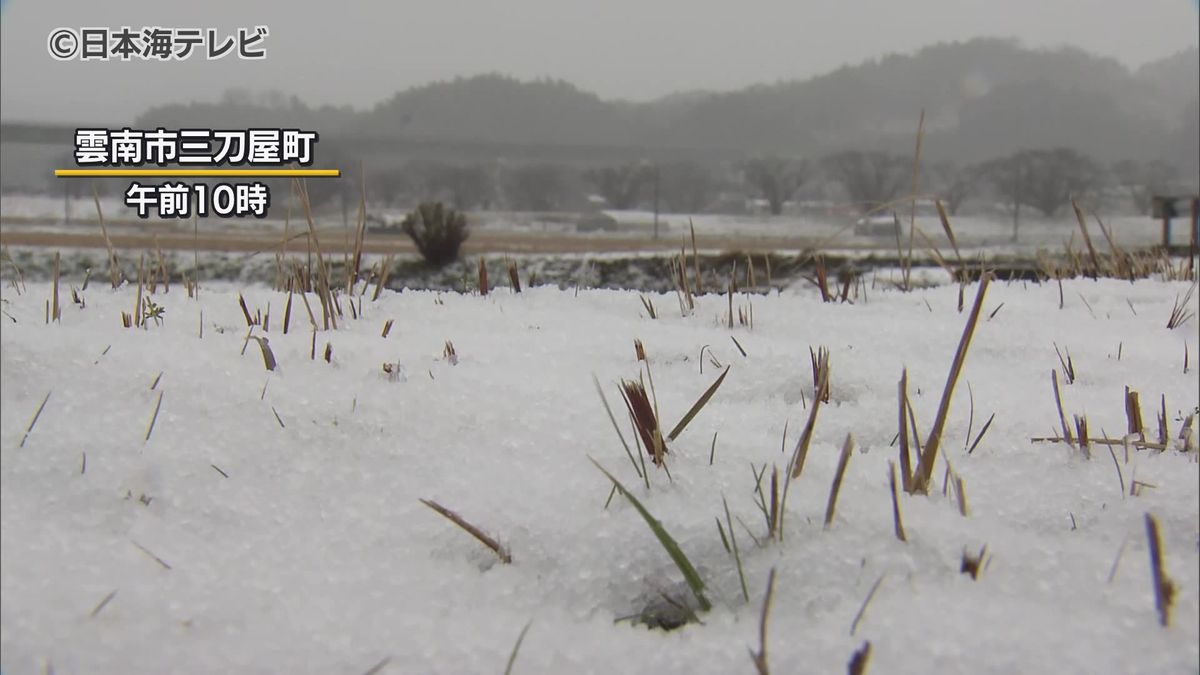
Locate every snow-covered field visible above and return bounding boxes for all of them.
[1,274,1198,674]
[4,192,1189,250]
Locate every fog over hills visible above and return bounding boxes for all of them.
[130,38,1197,171]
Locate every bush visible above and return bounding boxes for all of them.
[402,202,469,266]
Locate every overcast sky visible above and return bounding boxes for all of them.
[1,0,1197,124]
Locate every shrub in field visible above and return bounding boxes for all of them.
[402,202,469,266]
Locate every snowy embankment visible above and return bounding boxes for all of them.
[1,276,1198,674]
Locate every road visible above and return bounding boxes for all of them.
[0,222,838,256]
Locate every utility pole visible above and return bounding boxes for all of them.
[652,163,660,241]
[1011,160,1021,244]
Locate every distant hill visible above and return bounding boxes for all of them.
[134,38,1198,168]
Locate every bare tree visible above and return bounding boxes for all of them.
[659,160,717,214]
[980,148,1103,218]
[741,156,807,216]
[1111,159,1181,215]
[821,151,908,210]
[585,163,650,210]
[502,163,570,211]
[929,160,981,215]
[421,163,494,210]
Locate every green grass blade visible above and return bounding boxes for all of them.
[668,366,731,441]
[590,457,711,612]
[724,496,750,602]
[593,374,644,479]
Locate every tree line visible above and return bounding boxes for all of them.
[329,148,1190,220]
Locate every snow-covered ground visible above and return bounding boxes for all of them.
[1,274,1198,674]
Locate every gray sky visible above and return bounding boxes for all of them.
[2,0,1197,124]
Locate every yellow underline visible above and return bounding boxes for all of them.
[54,169,341,177]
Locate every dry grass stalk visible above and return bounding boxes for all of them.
[502,621,533,675]
[251,337,277,371]
[634,338,646,362]
[133,254,145,328]
[420,498,512,564]
[620,377,667,465]
[960,544,988,580]
[1071,199,1101,277]
[898,370,914,491]
[3,248,28,294]
[131,540,172,570]
[154,239,169,293]
[811,256,833,302]
[506,259,521,293]
[443,340,457,365]
[145,391,164,442]
[903,108,926,290]
[1031,435,1167,451]
[824,434,856,528]
[237,293,255,327]
[767,467,780,539]
[19,391,52,448]
[954,473,969,517]
[323,342,332,363]
[967,413,995,454]
[912,276,989,493]
[294,178,337,330]
[348,170,368,293]
[92,184,123,288]
[1052,370,1074,447]
[1054,343,1076,384]
[790,349,830,479]
[1166,284,1196,329]
[689,219,703,294]
[935,199,963,266]
[1144,513,1176,627]
[850,574,884,636]
[51,251,61,323]
[89,590,118,619]
[848,641,873,675]
[363,657,392,675]
[749,568,777,675]
[888,462,907,542]
[916,228,958,283]
[731,335,747,357]
[382,319,394,338]
[1156,395,1169,446]
[639,294,658,319]
[1074,414,1091,457]
[811,346,831,403]
[1124,387,1144,438]
[667,365,730,441]
[372,255,394,301]
[1180,412,1196,453]
[279,289,293,334]
[1103,440,1126,496]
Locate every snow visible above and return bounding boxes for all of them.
[1,275,1198,674]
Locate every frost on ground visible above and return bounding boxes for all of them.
[1,276,1198,674]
